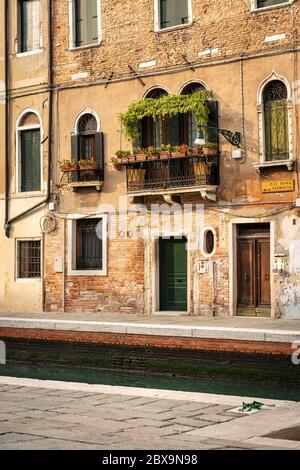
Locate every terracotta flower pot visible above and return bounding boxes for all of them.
[62,165,78,172]
[190,148,201,156]
[136,153,147,162]
[171,152,182,158]
[159,151,170,160]
[79,164,99,170]
[202,147,217,157]
[148,154,159,161]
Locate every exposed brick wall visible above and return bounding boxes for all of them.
[52,0,299,86]
[44,218,145,313]
[0,327,293,356]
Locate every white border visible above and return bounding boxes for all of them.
[15,108,45,194]
[69,0,102,50]
[73,107,101,134]
[177,79,209,95]
[142,85,171,100]
[251,0,294,13]
[154,0,193,33]
[256,71,293,166]
[201,227,217,258]
[15,0,43,55]
[15,237,42,283]
[67,213,107,276]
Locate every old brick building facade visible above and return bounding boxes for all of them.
[1,0,300,317]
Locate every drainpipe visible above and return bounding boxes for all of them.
[4,0,10,237]
[4,0,54,238]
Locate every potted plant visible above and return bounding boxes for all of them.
[160,144,172,159]
[188,146,201,156]
[78,159,99,170]
[115,150,131,164]
[111,157,123,171]
[179,144,189,156]
[170,145,182,158]
[60,159,78,171]
[132,147,147,162]
[202,143,218,157]
[145,146,160,161]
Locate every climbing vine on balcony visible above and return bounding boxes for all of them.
[120,90,212,141]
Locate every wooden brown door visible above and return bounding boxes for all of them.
[237,226,271,317]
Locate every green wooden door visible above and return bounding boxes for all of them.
[159,238,187,312]
[21,129,41,192]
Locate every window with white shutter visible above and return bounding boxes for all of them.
[19,0,40,53]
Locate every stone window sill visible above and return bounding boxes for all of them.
[251,0,294,13]
[253,159,295,173]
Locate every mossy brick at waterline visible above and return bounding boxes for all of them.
[3,338,300,390]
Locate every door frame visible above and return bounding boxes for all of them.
[152,233,190,315]
[229,218,275,318]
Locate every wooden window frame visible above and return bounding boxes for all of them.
[69,0,102,50]
[154,0,192,33]
[251,0,294,12]
[17,0,42,55]
[67,214,107,276]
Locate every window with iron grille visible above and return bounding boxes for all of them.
[18,0,40,53]
[17,240,41,279]
[76,219,102,270]
[159,0,189,30]
[263,80,289,161]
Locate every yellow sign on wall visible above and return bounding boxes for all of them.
[262,180,295,193]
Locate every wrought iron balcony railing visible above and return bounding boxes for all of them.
[125,156,219,193]
[65,168,103,184]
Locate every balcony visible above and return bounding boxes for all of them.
[62,168,104,191]
[123,155,219,201]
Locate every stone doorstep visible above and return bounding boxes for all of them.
[0,317,300,343]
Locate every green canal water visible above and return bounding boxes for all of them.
[1,363,299,402]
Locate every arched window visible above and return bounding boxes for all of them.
[71,111,104,181]
[141,88,169,148]
[17,111,42,193]
[77,113,98,161]
[263,80,289,161]
[180,82,206,147]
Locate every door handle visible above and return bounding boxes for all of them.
[244,274,249,280]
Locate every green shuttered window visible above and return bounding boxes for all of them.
[75,0,98,47]
[20,129,41,192]
[19,0,40,53]
[160,0,189,29]
[263,80,289,161]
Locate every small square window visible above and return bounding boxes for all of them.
[17,240,41,279]
[158,0,190,30]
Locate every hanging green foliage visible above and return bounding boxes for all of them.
[120,90,212,142]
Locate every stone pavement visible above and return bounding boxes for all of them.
[0,377,299,450]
